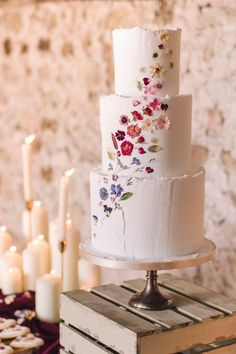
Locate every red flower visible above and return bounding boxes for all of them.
[119,115,129,125]
[143,77,150,85]
[161,103,168,111]
[143,106,153,116]
[115,130,125,141]
[121,141,134,156]
[146,167,154,173]
[136,136,145,143]
[149,98,161,111]
[127,124,141,139]
[131,110,143,121]
[138,147,146,154]
[158,44,164,50]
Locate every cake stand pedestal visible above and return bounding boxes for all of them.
[80,238,216,311]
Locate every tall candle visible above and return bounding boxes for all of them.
[22,210,31,244]
[78,259,101,290]
[22,134,35,203]
[28,235,50,274]
[36,271,61,323]
[31,201,48,240]
[0,226,12,255]
[58,169,74,242]
[2,267,23,295]
[0,256,12,288]
[4,246,22,270]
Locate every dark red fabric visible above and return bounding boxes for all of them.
[0,290,59,353]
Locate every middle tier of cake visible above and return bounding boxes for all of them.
[90,167,205,260]
[100,94,192,178]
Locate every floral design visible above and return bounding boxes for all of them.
[120,141,134,156]
[99,187,108,201]
[115,130,125,141]
[127,124,141,138]
[120,115,129,125]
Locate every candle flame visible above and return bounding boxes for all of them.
[9,246,17,252]
[0,225,7,232]
[33,200,42,207]
[37,234,45,241]
[64,168,75,177]
[66,219,72,225]
[50,269,56,275]
[24,134,36,145]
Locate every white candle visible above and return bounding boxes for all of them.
[0,226,12,255]
[58,169,74,242]
[22,134,35,202]
[2,267,23,295]
[22,210,31,244]
[0,256,12,288]
[23,247,43,291]
[49,218,79,291]
[31,201,48,240]
[36,271,61,323]
[78,259,101,290]
[4,246,22,270]
[28,235,50,274]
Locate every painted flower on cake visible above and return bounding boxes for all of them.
[131,111,143,121]
[119,115,129,125]
[132,100,141,107]
[161,103,168,111]
[99,187,109,201]
[136,136,145,143]
[121,141,134,156]
[155,115,170,130]
[142,118,153,132]
[127,124,141,138]
[150,98,161,111]
[115,130,125,141]
[159,30,169,42]
[143,106,153,116]
[110,184,124,197]
[143,77,150,85]
[146,167,154,174]
[138,147,146,154]
[131,157,140,165]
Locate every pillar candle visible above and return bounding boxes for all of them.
[2,267,23,295]
[50,218,79,291]
[0,256,12,288]
[22,210,31,244]
[0,226,12,255]
[23,246,47,291]
[22,134,35,203]
[4,246,22,270]
[36,272,61,323]
[28,235,50,274]
[31,201,48,240]
[78,259,101,290]
[58,169,74,242]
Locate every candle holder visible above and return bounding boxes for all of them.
[26,200,33,212]
[58,240,67,282]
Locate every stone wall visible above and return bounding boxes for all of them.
[0,0,235,294]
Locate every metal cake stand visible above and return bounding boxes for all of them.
[80,238,216,311]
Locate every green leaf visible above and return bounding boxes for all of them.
[137,81,142,91]
[120,192,133,201]
[148,145,162,153]
[107,150,115,160]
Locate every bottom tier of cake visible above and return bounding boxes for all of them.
[90,167,205,260]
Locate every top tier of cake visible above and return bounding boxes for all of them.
[113,27,181,97]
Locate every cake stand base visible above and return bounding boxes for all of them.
[129,270,174,310]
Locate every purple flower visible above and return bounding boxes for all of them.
[110,184,124,197]
[131,157,141,165]
[112,174,119,181]
[115,130,126,141]
[104,205,112,217]
[143,77,150,85]
[99,188,108,201]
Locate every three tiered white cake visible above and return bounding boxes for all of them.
[90,28,205,260]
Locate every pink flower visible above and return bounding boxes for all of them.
[131,111,143,121]
[142,118,153,131]
[127,124,141,138]
[121,141,134,156]
[136,136,145,143]
[119,115,129,125]
[138,147,146,154]
[132,100,141,107]
[143,77,150,85]
[146,167,154,173]
[144,85,157,96]
[143,106,153,116]
[149,98,161,111]
[155,115,170,130]
[156,81,164,90]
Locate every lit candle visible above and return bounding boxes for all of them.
[36,271,61,323]
[31,201,48,240]
[22,134,35,203]
[28,235,50,274]
[2,267,23,295]
[22,209,31,244]
[0,226,12,255]
[49,218,79,291]
[4,246,22,270]
[58,169,74,242]
[78,259,101,290]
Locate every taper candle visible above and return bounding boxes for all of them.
[0,226,12,255]
[22,134,35,203]
[2,267,23,295]
[31,201,48,240]
[36,271,61,323]
[58,169,74,242]
[28,235,50,274]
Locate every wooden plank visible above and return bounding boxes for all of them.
[60,322,114,354]
[123,279,224,322]
[61,290,159,354]
[205,343,236,353]
[158,273,236,315]
[139,315,236,354]
[92,284,193,329]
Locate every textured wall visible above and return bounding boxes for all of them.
[0,0,235,294]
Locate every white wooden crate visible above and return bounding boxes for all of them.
[60,273,236,354]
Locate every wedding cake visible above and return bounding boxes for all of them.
[90,28,205,260]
